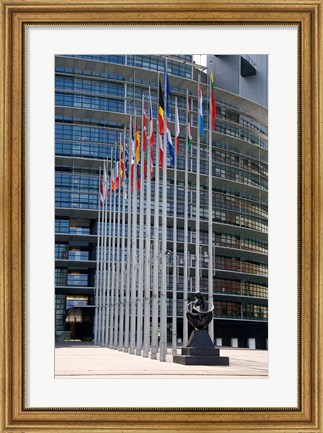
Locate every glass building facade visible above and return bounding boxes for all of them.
[55,54,268,349]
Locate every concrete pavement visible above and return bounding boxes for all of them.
[55,342,268,378]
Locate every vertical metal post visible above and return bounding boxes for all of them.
[130,113,138,354]
[160,61,168,362]
[208,73,214,342]
[152,78,160,360]
[196,75,201,295]
[143,89,153,357]
[94,167,102,345]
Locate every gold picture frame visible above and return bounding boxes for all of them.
[1,0,322,431]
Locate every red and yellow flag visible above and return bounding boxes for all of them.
[135,121,140,164]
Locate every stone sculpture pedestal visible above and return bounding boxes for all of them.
[173,330,229,366]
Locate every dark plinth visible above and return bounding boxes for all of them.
[173,330,229,366]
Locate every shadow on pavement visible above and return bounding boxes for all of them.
[55,341,95,348]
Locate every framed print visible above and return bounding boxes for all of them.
[1,0,322,432]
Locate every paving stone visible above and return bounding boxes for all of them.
[55,342,268,378]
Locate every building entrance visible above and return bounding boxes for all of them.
[65,296,94,341]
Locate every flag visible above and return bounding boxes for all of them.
[115,161,120,190]
[125,137,129,171]
[199,82,204,137]
[148,88,155,177]
[167,120,174,166]
[136,162,141,190]
[149,88,155,149]
[210,71,217,131]
[120,136,125,184]
[124,136,129,184]
[103,163,108,201]
[143,98,147,151]
[165,74,171,118]
[99,169,104,206]
[158,81,165,169]
[164,72,174,166]
[111,149,115,191]
[135,121,140,164]
[158,81,165,135]
[175,97,180,154]
[130,117,135,190]
[158,134,164,171]
[187,95,193,148]
[131,116,136,157]
[142,96,148,178]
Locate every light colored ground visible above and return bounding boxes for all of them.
[55,342,268,379]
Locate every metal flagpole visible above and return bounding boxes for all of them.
[124,119,133,352]
[151,76,160,360]
[196,74,202,295]
[172,97,179,356]
[208,75,214,342]
[183,91,190,346]
[94,167,102,345]
[109,146,117,348]
[97,167,104,345]
[183,90,192,347]
[130,112,138,354]
[119,130,126,350]
[105,171,113,346]
[100,162,109,345]
[143,88,153,358]
[99,165,105,345]
[114,158,121,347]
[136,96,145,356]
[97,163,105,345]
[160,60,168,362]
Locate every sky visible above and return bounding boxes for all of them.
[193,54,207,67]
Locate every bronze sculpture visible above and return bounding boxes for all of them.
[173,291,229,366]
[186,291,214,330]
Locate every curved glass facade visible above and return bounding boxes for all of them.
[55,54,268,349]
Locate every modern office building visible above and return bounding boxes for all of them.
[208,55,268,108]
[55,54,268,349]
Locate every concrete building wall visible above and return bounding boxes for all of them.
[241,55,268,108]
[210,55,240,95]
[209,54,268,108]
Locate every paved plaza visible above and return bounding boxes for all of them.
[55,342,268,378]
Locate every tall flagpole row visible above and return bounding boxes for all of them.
[93,63,216,361]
